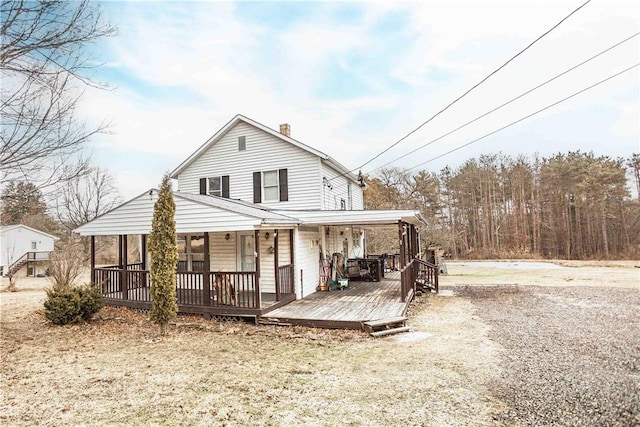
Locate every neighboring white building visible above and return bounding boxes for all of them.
[0,224,59,277]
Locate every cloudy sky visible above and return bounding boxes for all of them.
[84,0,640,199]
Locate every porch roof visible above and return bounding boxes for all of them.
[273,209,428,227]
[74,189,300,236]
[74,190,426,236]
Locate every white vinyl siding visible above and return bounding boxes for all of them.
[177,121,322,210]
[209,232,237,271]
[258,231,274,293]
[296,226,320,298]
[255,229,293,294]
[320,162,363,210]
[324,226,364,259]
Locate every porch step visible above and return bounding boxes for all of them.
[362,316,408,336]
[369,326,411,338]
[258,317,292,327]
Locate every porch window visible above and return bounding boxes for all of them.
[177,234,205,271]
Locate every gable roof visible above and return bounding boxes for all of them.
[74,189,301,236]
[170,114,360,184]
[0,224,60,241]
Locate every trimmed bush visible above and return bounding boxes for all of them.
[44,284,103,325]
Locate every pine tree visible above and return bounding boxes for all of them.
[148,174,178,335]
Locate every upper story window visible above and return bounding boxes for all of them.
[208,176,222,197]
[238,136,246,151]
[263,170,279,202]
[347,182,352,210]
[31,241,37,250]
[199,176,229,198]
[253,169,288,203]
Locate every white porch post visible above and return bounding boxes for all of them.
[293,226,301,299]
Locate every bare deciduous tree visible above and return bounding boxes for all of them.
[54,165,121,254]
[54,166,121,229]
[1,0,116,189]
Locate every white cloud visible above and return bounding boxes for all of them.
[80,0,639,198]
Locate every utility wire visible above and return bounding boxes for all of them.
[328,0,592,182]
[325,32,638,194]
[367,31,639,173]
[404,62,639,171]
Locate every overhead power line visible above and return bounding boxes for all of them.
[368,31,640,173]
[404,62,640,171]
[329,0,592,181]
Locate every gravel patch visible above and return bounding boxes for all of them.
[453,285,640,426]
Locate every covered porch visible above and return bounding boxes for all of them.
[76,191,301,318]
[90,230,296,317]
[75,190,438,327]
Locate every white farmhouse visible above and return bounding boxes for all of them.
[75,115,436,330]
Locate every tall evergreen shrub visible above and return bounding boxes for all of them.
[148,174,178,335]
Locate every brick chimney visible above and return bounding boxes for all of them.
[279,123,290,137]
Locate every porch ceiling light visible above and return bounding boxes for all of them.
[265,232,270,240]
[225,233,230,240]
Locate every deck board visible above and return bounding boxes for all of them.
[262,271,409,328]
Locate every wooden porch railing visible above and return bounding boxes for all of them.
[208,272,260,309]
[415,259,439,293]
[93,266,260,309]
[400,259,417,302]
[399,258,440,302]
[277,264,295,299]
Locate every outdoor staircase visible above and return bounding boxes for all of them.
[362,316,409,337]
[7,254,28,277]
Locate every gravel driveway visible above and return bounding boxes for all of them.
[452,284,639,426]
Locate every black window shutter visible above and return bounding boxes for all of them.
[222,175,230,198]
[199,178,207,195]
[253,172,262,203]
[279,169,288,202]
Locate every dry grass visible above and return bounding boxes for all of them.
[1,260,637,426]
[1,290,499,426]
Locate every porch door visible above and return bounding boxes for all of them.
[239,233,255,272]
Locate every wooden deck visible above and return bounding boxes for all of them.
[260,271,410,329]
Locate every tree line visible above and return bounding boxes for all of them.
[364,152,640,260]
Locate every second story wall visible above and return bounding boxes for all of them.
[320,162,364,210]
[177,121,323,210]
